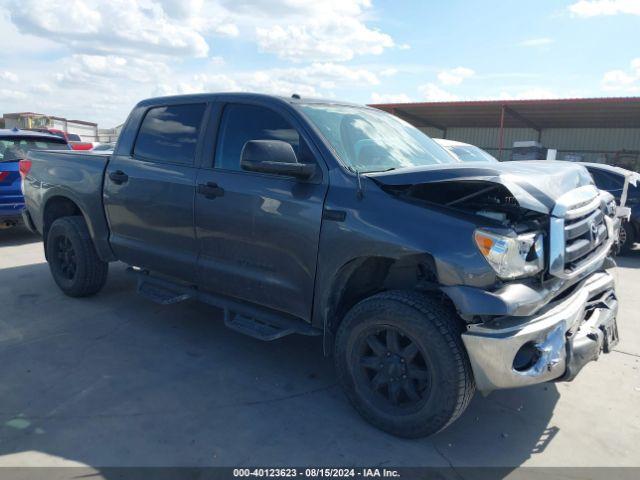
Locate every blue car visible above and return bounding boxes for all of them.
[0,128,70,229]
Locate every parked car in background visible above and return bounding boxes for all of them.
[582,162,640,254]
[22,93,620,438]
[435,140,625,256]
[434,138,499,163]
[92,142,116,154]
[0,128,70,229]
[66,133,94,151]
[26,128,94,151]
[26,127,69,140]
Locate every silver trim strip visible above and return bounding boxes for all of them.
[563,196,602,220]
[551,185,600,218]
[550,216,614,280]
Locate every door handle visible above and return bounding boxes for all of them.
[109,170,129,184]
[197,182,225,198]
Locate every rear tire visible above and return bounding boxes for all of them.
[46,216,108,297]
[334,290,475,438]
[619,221,636,255]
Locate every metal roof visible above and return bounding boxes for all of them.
[370,97,640,130]
[2,112,98,126]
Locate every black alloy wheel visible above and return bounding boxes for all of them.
[355,327,431,411]
[55,235,77,280]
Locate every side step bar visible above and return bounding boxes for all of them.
[138,280,194,305]
[128,268,321,341]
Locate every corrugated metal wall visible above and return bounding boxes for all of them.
[420,126,640,163]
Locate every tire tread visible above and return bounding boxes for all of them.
[47,216,108,297]
[335,290,475,438]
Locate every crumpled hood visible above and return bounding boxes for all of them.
[367,160,595,214]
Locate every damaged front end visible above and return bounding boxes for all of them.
[461,271,618,392]
[368,161,620,393]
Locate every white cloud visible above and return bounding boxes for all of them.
[569,0,640,17]
[256,20,393,62]
[0,70,19,82]
[602,58,640,93]
[156,0,204,19]
[437,67,475,86]
[380,68,398,77]
[370,92,411,103]
[156,63,380,98]
[1,0,397,73]
[419,83,459,101]
[518,37,554,47]
[496,88,558,100]
[215,23,239,37]
[209,56,226,67]
[0,88,27,100]
[30,83,53,94]
[251,0,394,61]
[56,54,171,86]
[8,0,211,57]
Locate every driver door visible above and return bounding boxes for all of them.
[195,102,328,320]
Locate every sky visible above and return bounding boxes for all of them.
[0,0,639,128]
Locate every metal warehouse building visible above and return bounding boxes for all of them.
[1,112,98,142]
[371,97,640,168]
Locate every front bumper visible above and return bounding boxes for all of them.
[462,270,618,393]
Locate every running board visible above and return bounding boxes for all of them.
[224,312,312,341]
[137,280,194,305]
[127,268,321,341]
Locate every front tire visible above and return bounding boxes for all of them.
[334,290,475,438]
[46,216,108,297]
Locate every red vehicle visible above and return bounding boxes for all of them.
[66,133,93,151]
[26,128,93,150]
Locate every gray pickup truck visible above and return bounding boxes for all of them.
[21,93,620,438]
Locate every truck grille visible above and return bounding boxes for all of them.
[549,185,611,279]
[563,206,607,272]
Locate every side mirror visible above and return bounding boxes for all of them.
[241,140,316,180]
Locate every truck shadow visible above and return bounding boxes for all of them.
[0,261,560,474]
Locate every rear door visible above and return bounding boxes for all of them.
[103,102,207,282]
[194,101,328,320]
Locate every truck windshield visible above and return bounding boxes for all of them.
[0,137,68,162]
[299,104,456,173]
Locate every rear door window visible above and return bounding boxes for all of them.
[133,103,206,165]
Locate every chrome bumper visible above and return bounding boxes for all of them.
[462,270,617,394]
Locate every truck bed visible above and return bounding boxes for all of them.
[24,150,114,260]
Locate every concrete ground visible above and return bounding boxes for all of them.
[0,226,639,471]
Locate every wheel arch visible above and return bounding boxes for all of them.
[41,194,114,262]
[320,252,450,346]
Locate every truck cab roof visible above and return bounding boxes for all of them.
[135,92,364,109]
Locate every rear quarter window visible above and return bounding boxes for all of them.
[133,103,206,165]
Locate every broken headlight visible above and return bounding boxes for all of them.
[474,230,544,279]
